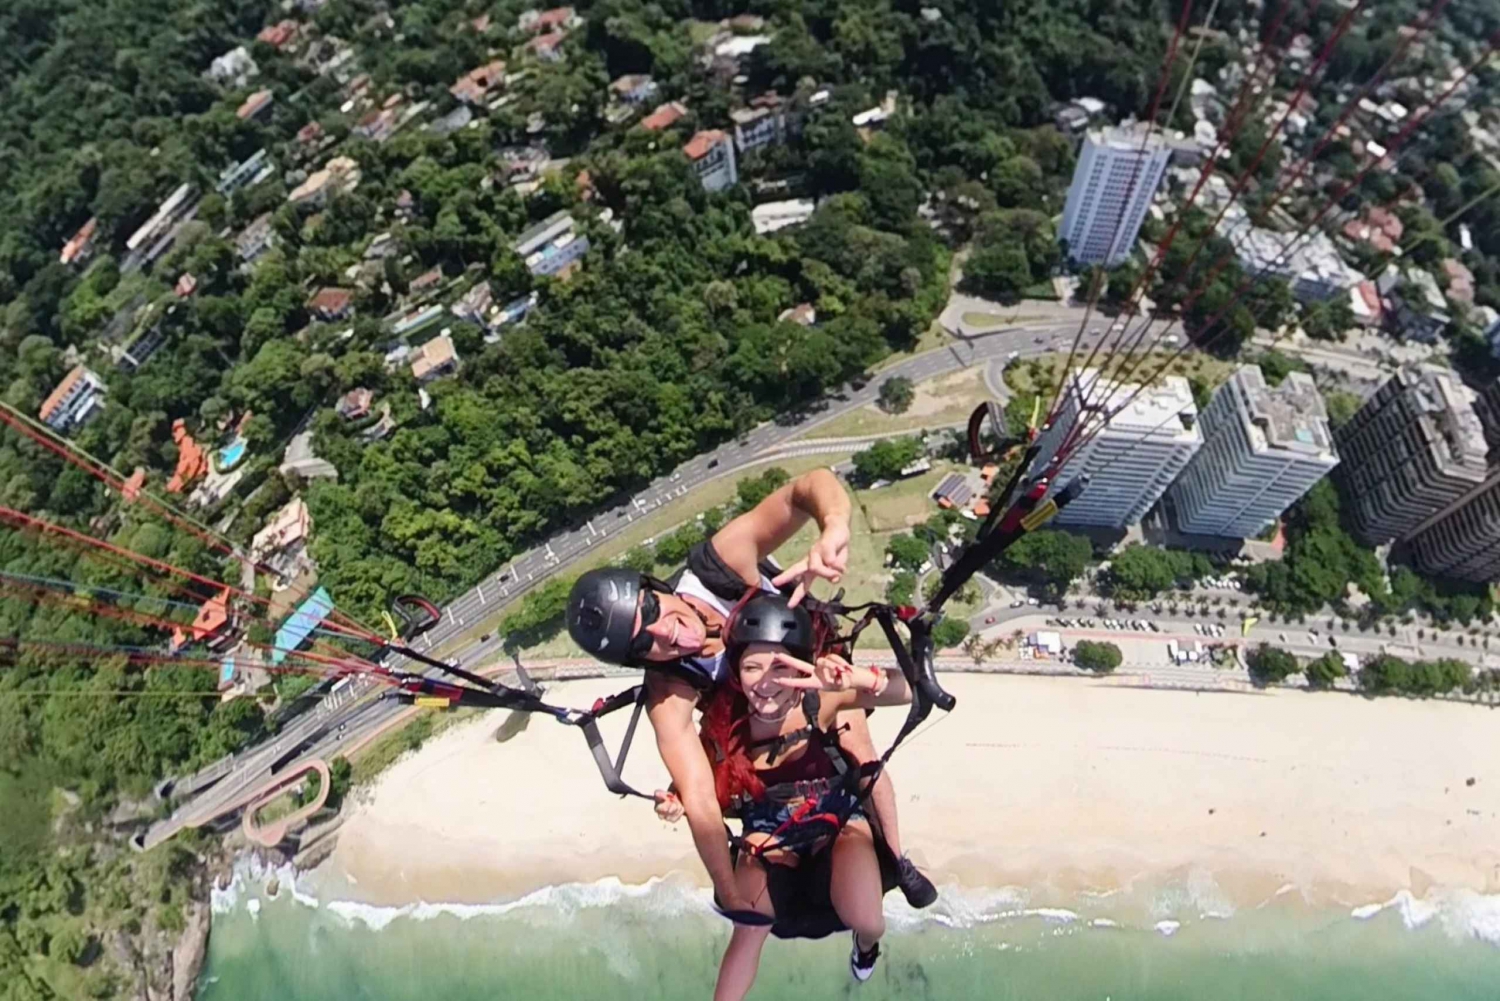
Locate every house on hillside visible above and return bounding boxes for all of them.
[236,89,274,120]
[169,588,235,653]
[683,130,737,192]
[514,211,589,277]
[451,59,507,104]
[208,47,259,87]
[39,366,107,434]
[60,218,98,266]
[640,101,689,132]
[251,497,313,580]
[257,20,300,49]
[410,333,461,383]
[307,287,355,322]
[235,214,277,264]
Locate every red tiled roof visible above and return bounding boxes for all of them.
[528,31,564,53]
[307,287,353,315]
[122,467,147,502]
[39,366,89,423]
[236,89,274,120]
[297,121,324,144]
[167,419,208,494]
[683,129,727,160]
[60,217,98,264]
[170,588,232,652]
[256,20,299,49]
[536,6,575,30]
[640,102,687,131]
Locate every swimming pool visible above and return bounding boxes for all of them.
[218,437,247,469]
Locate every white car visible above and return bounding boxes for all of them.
[1011,599,1025,608]
[1027,597,1039,606]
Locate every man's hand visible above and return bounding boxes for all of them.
[772,518,850,606]
[654,789,685,824]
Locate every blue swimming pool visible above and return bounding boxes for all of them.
[218,437,247,469]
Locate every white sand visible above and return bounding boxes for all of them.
[321,675,1500,908]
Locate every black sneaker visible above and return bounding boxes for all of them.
[850,934,880,983]
[895,854,938,909]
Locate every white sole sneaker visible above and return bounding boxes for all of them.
[850,933,879,982]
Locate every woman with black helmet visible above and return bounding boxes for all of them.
[656,591,911,999]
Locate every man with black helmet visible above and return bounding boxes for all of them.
[567,468,937,917]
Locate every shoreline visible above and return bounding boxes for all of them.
[309,674,1499,918]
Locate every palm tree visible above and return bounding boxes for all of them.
[963,634,987,667]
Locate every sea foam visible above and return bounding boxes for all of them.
[1349,889,1500,946]
[211,855,1500,950]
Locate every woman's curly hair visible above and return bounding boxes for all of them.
[698,589,850,810]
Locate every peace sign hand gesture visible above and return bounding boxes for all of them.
[770,651,881,693]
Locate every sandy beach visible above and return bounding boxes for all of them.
[319,675,1500,911]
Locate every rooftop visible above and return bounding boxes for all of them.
[38,366,101,423]
[307,287,353,315]
[1067,368,1199,439]
[513,210,575,256]
[60,218,97,264]
[640,101,688,131]
[1233,365,1335,458]
[252,496,311,559]
[236,89,274,119]
[683,129,728,160]
[1414,366,1487,473]
[1090,121,1170,152]
[170,588,232,653]
[271,586,334,665]
[410,333,459,381]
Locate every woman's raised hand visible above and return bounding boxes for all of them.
[769,651,866,692]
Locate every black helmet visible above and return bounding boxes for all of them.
[567,569,648,665]
[725,592,815,662]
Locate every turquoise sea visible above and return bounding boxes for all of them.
[199,862,1500,1000]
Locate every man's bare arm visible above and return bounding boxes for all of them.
[710,469,851,596]
[644,674,744,907]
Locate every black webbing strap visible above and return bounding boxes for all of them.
[572,684,652,801]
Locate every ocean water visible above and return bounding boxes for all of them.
[198,861,1500,1001]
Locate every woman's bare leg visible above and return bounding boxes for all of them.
[714,840,778,1001]
[828,820,886,952]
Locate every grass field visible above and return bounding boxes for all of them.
[960,311,1050,329]
[1004,350,1235,398]
[804,366,994,439]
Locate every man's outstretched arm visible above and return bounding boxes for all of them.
[711,468,852,601]
[644,673,746,910]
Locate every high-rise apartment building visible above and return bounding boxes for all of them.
[1033,368,1202,529]
[1059,125,1172,267]
[1333,367,1489,546]
[1166,366,1339,538]
[1401,470,1500,582]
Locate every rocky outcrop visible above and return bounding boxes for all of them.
[169,902,211,1001]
